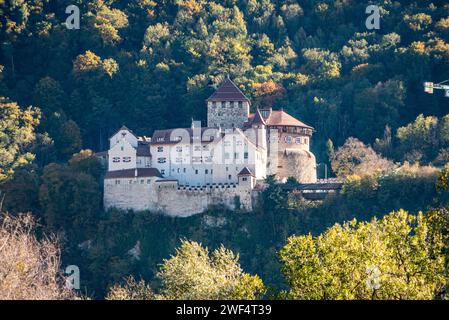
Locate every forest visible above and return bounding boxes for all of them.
[1,0,449,299]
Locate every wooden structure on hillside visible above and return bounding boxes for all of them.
[282,181,344,201]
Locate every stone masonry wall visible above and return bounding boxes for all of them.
[276,150,317,183]
[104,179,253,217]
[207,101,250,129]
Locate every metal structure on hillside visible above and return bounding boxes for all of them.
[424,80,449,97]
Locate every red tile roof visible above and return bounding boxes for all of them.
[248,110,313,129]
[105,168,162,179]
[207,78,250,102]
[251,109,267,126]
[238,167,254,176]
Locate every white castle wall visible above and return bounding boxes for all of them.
[104,178,253,217]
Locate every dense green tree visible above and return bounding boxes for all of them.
[157,240,265,300]
[0,97,40,183]
[0,167,39,214]
[68,149,103,181]
[39,163,100,239]
[54,120,82,160]
[396,114,439,163]
[279,210,447,300]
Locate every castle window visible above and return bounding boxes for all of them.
[147,180,151,184]
[129,180,132,184]
[296,137,302,144]
[304,138,309,145]
[121,146,124,151]
[123,157,131,163]
[205,169,209,174]
[195,170,198,175]
[183,168,186,173]
[112,157,120,163]
[157,137,164,142]
[228,175,232,180]
[242,177,248,182]
[234,152,239,159]
[176,146,182,152]
[222,101,226,107]
[115,180,120,185]
[211,169,213,174]
[157,157,166,164]
[194,145,201,151]
[226,167,229,172]
[140,180,144,184]
[244,152,248,159]
[157,146,164,152]
[212,102,216,108]
[286,136,292,144]
[238,101,243,108]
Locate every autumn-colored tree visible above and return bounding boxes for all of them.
[331,137,393,177]
[0,98,40,184]
[0,213,75,300]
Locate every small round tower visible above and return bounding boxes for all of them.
[261,108,317,183]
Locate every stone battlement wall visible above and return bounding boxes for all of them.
[104,179,253,217]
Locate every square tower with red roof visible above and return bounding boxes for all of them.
[206,77,250,129]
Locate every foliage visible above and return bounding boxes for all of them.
[0,97,40,183]
[0,213,75,300]
[331,137,393,177]
[38,163,101,240]
[279,210,447,300]
[157,240,265,300]
[106,276,155,300]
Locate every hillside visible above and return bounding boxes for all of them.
[1,0,449,300]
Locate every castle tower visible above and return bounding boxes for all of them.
[206,78,250,129]
[250,108,267,150]
[261,109,317,183]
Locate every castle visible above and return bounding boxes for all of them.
[103,78,317,216]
